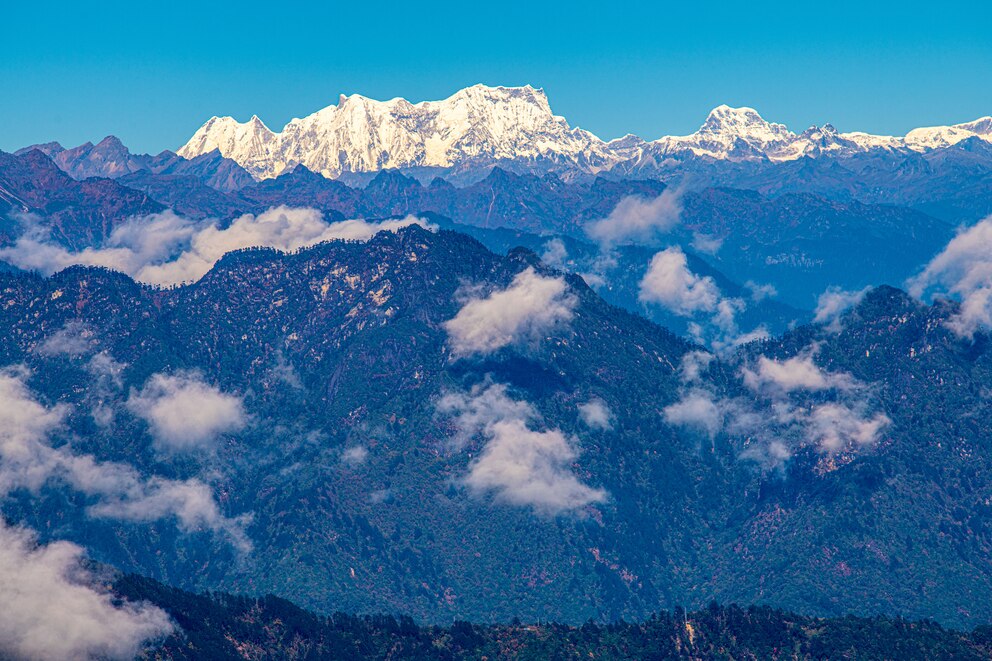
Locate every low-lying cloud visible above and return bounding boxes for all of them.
[585,189,682,249]
[813,286,869,332]
[341,445,369,466]
[663,389,725,440]
[0,517,173,661]
[36,322,94,357]
[664,348,889,466]
[0,207,433,287]
[444,268,577,358]
[907,216,992,339]
[127,372,246,453]
[577,398,613,431]
[638,247,765,353]
[806,403,891,453]
[0,367,250,550]
[437,383,606,513]
[741,353,856,396]
[638,247,721,315]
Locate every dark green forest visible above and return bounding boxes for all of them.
[117,575,992,660]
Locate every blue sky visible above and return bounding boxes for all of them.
[3,0,991,153]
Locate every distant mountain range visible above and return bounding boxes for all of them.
[5,84,992,655]
[18,85,992,227]
[18,136,252,192]
[0,147,952,313]
[174,84,992,184]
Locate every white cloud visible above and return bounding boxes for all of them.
[806,403,891,453]
[907,216,992,339]
[813,286,869,332]
[0,207,434,287]
[464,419,606,513]
[127,372,246,453]
[744,281,778,303]
[639,247,763,353]
[577,251,618,290]
[585,189,682,248]
[0,517,173,661]
[638,247,721,315]
[37,322,93,357]
[269,352,303,390]
[663,389,724,440]
[740,438,793,467]
[540,238,568,268]
[85,352,126,428]
[436,383,537,445]
[577,398,613,430]
[707,325,769,355]
[437,383,606,513]
[444,268,577,358]
[741,354,855,396]
[679,351,715,383]
[0,367,250,550]
[341,445,369,466]
[664,347,889,465]
[85,352,124,385]
[690,232,724,255]
[947,287,992,338]
[369,488,391,504]
[69,455,252,552]
[0,366,69,495]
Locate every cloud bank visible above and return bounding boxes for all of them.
[127,372,246,453]
[908,216,992,338]
[0,517,173,661]
[444,268,577,358]
[0,207,433,287]
[664,348,889,466]
[437,383,606,513]
[0,367,250,550]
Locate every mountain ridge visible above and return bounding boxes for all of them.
[3,225,992,627]
[176,84,992,181]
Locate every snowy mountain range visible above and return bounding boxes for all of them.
[177,84,992,181]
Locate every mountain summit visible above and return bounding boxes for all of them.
[178,84,616,180]
[177,85,992,181]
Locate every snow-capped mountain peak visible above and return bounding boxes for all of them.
[177,86,992,180]
[905,116,992,150]
[699,105,786,137]
[652,105,796,160]
[178,84,606,180]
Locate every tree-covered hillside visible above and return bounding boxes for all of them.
[116,574,992,660]
[1,226,992,629]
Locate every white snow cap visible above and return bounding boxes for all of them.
[178,85,992,179]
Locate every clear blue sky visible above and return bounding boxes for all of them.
[3,0,991,153]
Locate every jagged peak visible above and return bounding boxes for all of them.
[95,135,126,149]
[175,85,992,179]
